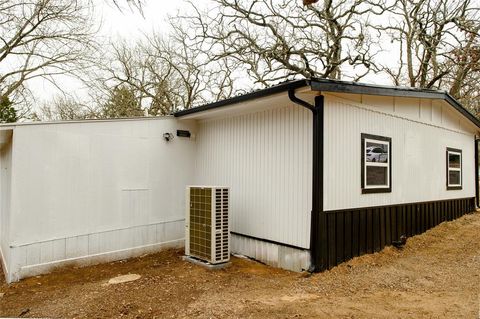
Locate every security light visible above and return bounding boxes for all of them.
[163,132,173,142]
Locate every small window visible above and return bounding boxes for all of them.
[361,134,391,194]
[446,148,462,190]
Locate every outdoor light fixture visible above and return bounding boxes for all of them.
[176,130,191,138]
[163,132,173,142]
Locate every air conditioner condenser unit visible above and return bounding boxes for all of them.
[185,186,230,264]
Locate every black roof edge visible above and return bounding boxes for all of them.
[174,77,480,129]
[309,78,446,99]
[173,79,308,117]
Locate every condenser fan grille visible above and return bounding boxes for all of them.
[189,187,212,261]
[187,186,230,264]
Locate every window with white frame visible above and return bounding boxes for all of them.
[446,148,462,190]
[361,134,391,194]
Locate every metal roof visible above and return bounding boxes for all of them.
[0,114,175,128]
[174,78,480,129]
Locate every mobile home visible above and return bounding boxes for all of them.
[1,78,478,282]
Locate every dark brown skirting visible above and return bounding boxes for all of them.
[323,197,476,269]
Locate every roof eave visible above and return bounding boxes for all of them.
[173,79,309,118]
[310,79,480,129]
[174,78,480,129]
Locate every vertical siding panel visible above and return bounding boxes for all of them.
[442,201,446,222]
[380,208,386,249]
[429,203,433,229]
[336,212,344,264]
[447,201,451,221]
[352,212,359,257]
[327,214,336,268]
[359,209,366,255]
[412,205,417,235]
[391,207,397,241]
[416,204,421,235]
[373,209,381,252]
[195,106,311,249]
[405,206,410,237]
[344,212,352,260]
[366,209,373,253]
[420,204,425,233]
[385,207,391,245]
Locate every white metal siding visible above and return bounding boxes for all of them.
[324,95,476,211]
[231,234,310,272]
[6,118,196,282]
[194,104,312,249]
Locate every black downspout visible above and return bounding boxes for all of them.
[288,90,327,272]
[475,138,479,208]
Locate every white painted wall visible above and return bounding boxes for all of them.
[324,94,477,211]
[4,118,197,282]
[194,103,313,250]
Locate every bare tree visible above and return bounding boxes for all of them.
[111,0,144,14]
[178,0,390,87]
[93,27,235,114]
[381,0,479,91]
[0,0,97,117]
[447,37,480,114]
[33,95,99,121]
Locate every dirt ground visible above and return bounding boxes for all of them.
[1,212,480,319]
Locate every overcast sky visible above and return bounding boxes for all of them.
[30,0,203,104]
[98,1,193,38]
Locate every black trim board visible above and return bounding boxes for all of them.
[174,78,480,129]
[230,231,309,251]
